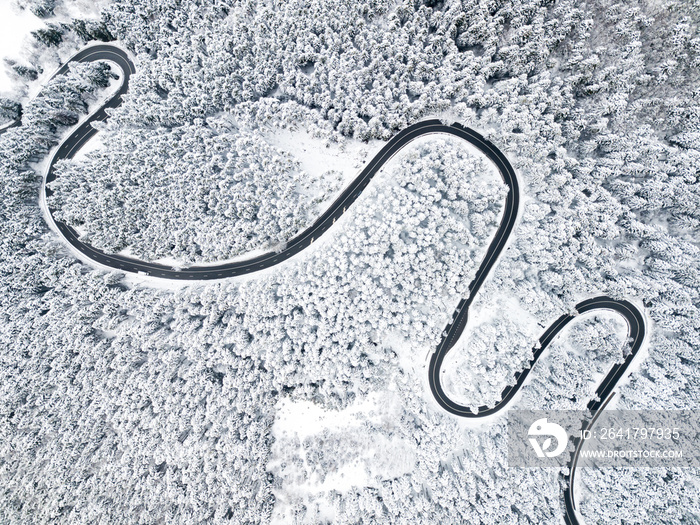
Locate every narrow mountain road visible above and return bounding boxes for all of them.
[32,43,646,525]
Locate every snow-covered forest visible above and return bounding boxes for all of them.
[1,0,699,523]
[48,122,345,263]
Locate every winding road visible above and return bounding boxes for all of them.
[33,43,646,525]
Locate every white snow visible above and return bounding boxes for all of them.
[53,0,107,21]
[273,392,393,440]
[269,391,416,523]
[0,2,45,96]
[70,133,103,160]
[264,127,383,188]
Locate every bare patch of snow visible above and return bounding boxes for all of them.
[263,127,382,187]
[268,391,415,524]
[0,2,45,96]
[54,0,108,21]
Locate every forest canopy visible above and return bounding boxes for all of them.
[0,0,698,523]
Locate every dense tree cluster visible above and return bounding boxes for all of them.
[194,138,505,399]
[578,467,699,524]
[0,67,277,521]
[98,0,586,138]
[518,314,627,411]
[48,121,344,263]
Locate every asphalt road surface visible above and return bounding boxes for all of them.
[0,117,21,135]
[36,43,646,525]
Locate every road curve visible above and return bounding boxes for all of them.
[37,44,646,525]
[432,295,645,524]
[0,118,21,135]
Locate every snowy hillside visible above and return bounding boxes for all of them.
[0,0,699,524]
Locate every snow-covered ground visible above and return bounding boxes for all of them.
[269,391,415,524]
[0,2,45,95]
[263,127,383,191]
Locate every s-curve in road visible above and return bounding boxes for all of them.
[431,295,646,525]
[38,43,646,525]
